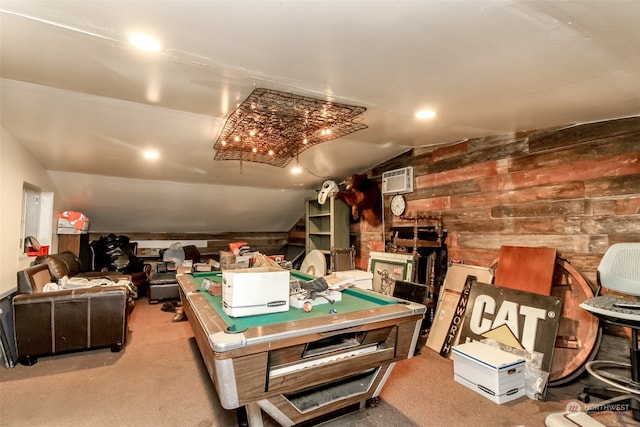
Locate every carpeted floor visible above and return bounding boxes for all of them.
[0,297,635,427]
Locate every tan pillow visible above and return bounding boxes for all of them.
[32,269,53,293]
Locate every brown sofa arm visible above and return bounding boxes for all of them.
[17,263,51,294]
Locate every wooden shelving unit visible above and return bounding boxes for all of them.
[305,197,350,257]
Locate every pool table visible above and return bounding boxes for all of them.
[177,270,425,426]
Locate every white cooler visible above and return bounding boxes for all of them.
[222,267,290,317]
[452,341,525,404]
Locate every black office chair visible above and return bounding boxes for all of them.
[578,243,640,421]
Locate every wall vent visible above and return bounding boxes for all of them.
[381,167,413,195]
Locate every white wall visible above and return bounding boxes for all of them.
[0,125,61,295]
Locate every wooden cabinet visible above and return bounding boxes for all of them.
[58,234,91,271]
[305,197,350,257]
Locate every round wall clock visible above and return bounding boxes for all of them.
[390,194,406,217]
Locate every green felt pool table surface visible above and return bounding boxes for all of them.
[177,269,426,424]
[186,271,399,331]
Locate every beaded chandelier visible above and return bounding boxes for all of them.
[213,88,367,168]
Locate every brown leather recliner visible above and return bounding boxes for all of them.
[13,252,134,365]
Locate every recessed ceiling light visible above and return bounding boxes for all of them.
[415,110,436,120]
[291,165,302,174]
[128,32,162,52]
[143,150,159,160]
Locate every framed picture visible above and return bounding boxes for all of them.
[367,251,415,295]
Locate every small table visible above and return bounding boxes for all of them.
[178,271,425,426]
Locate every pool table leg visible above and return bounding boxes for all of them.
[366,396,381,407]
[245,403,264,427]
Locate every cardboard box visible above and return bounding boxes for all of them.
[202,277,222,296]
[222,267,290,317]
[57,218,89,234]
[219,250,235,269]
[194,263,213,272]
[177,265,193,275]
[335,270,373,290]
[452,341,525,404]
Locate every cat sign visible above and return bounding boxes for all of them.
[459,281,563,375]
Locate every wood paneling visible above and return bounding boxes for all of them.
[88,231,292,256]
[351,117,640,373]
[362,116,640,289]
[527,117,640,152]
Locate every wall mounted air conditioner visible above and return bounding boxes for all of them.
[381,167,413,195]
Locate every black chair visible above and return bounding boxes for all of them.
[393,280,431,355]
[578,243,640,420]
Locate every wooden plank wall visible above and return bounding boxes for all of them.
[352,116,640,287]
[88,231,292,257]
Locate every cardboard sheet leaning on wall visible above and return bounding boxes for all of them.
[426,263,494,357]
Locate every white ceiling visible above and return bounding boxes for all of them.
[1,1,639,233]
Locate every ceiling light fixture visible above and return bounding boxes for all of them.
[415,110,436,120]
[128,32,162,52]
[143,149,159,160]
[212,88,368,168]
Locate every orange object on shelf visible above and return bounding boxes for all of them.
[27,245,49,257]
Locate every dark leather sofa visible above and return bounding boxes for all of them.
[13,252,134,365]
